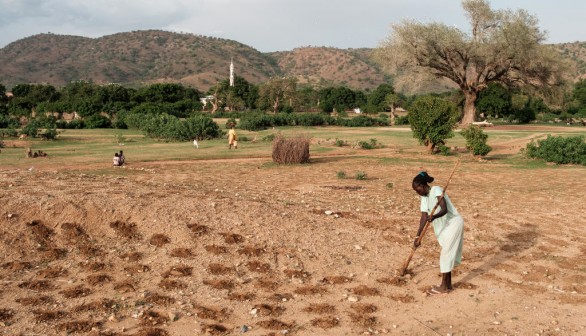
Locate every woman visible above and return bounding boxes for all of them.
[412,171,464,294]
[228,126,238,149]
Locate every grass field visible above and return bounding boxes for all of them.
[1,123,583,169]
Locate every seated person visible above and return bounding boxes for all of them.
[118,150,125,165]
[113,153,121,166]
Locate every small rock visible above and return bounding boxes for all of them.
[492,321,501,325]
[325,210,333,215]
[347,296,359,302]
[168,312,178,322]
[7,213,14,218]
[354,245,363,250]
[250,308,258,315]
[108,314,118,322]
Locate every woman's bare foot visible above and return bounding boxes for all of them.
[426,285,451,295]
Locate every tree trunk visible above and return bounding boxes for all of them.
[462,91,478,125]
[390,105,396,126]
[273,97,279,114]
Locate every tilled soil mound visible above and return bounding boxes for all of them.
[1,155,585,335]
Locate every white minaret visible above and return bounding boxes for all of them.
[229,58,234,87]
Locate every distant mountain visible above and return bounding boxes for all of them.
[0,30,388,91]
[0,30,584,92]
[267,47,390,89]
[0,30,281,90]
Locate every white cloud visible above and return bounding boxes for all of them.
[0,0,584,51]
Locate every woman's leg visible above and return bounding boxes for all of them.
[438,272,451,292]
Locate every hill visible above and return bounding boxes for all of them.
[0,30,585,92]
[0,30,281,90]
[267,47,389,89]
[0,30,391,91]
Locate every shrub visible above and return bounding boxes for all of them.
[21,121,40,138]
[84,114,112,129]
[337,171,346,179]
[357,138,382,150]
[39,128,58,140]
[0,128,18,138]
[525,135,586,165]
[334,138,346,147]
[408,95,459,153]
[262,133,276,142]
[272,135,311,164]
[181,115,223,141]
[239,113,274,131]
[355,171,367,180]
[460,125,492,156]
[438,145,451,156]
[395,116,409,125]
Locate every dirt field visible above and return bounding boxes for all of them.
[1,141,585,335]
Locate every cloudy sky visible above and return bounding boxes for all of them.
[1,0,584,52]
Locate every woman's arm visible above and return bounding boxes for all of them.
[430,196,448,221]
[414,212,429,247]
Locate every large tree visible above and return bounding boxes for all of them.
[258,77,298,113]
[375,0,568,124]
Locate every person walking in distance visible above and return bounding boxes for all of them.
[228,126,238,149]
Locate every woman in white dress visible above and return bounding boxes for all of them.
[412,171,464,294]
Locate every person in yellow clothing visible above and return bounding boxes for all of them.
[228,126,238,149]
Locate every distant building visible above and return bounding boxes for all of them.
[200,95,215,106]
[229,58,234,87]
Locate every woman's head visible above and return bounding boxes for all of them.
[412,171,434,196]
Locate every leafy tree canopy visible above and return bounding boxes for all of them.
[375,0,569,124]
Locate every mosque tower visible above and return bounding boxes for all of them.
[229,58,234,87]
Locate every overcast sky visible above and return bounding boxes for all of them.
[1,0,585,52]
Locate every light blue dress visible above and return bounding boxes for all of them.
[420,186,464,273]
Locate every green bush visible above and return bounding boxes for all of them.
[355,171,367,180]
[357,138,382,149]
[181,115,224,141]
[334,138,346,147]
[337,171,346,179]
[262,133,276,142]
[395,115,409,125]
[408,96,459,153]
[239,113,275,131]
[39,128,58,140]
[525,135,586,165]
[84,114,112,129]
[0,128,18,137]
[438,145,452,156]
[460,125,492,156]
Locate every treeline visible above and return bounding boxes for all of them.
[1,76,586,141]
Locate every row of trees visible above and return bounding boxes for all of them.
[2,76,584,131]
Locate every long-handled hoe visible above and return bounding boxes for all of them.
[399,158,461,276]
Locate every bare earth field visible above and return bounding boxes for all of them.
[1,131,585,335]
